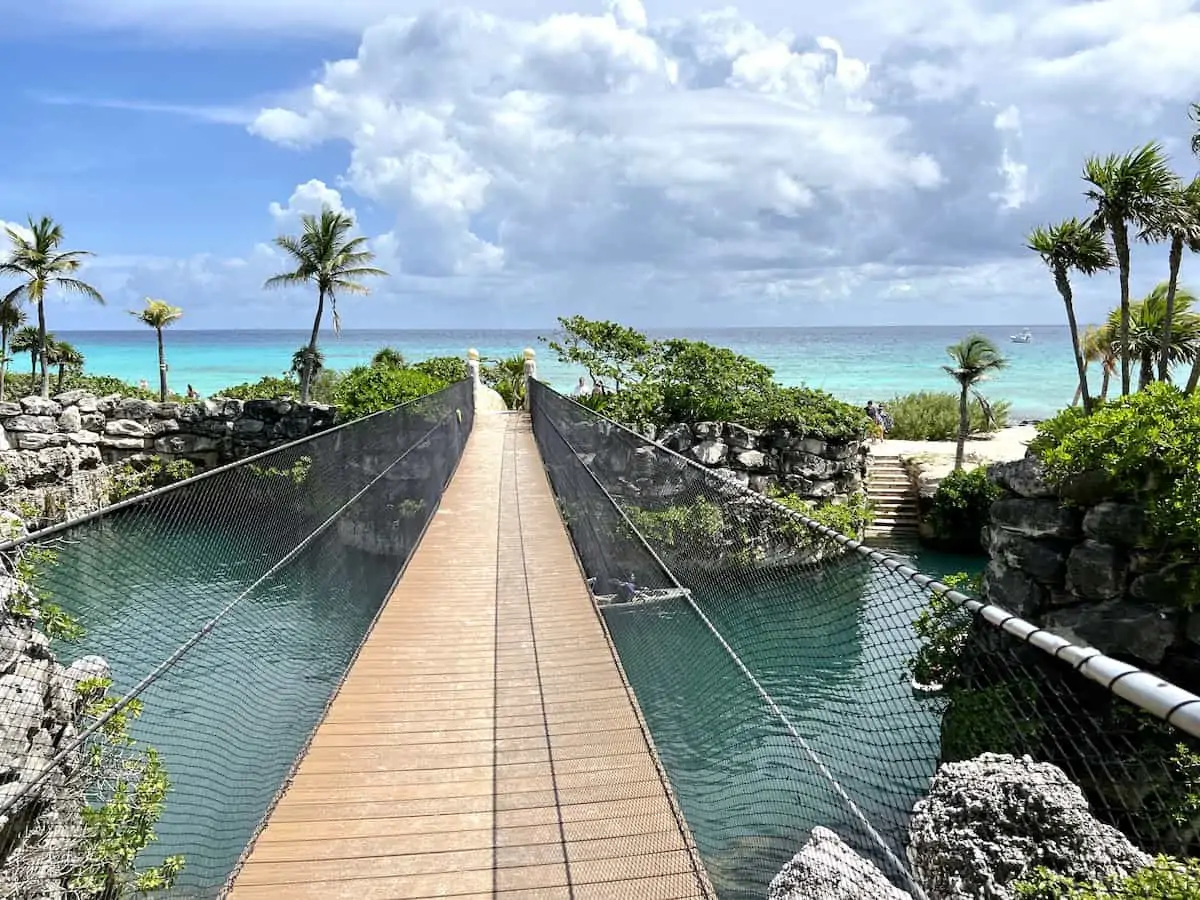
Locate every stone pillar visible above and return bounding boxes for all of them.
[466,348,480,385]
[523,348,537,411]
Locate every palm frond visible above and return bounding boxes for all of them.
[56,278,105,304]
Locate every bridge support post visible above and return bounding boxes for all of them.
[466,348,481,385]
[523,348,537,411]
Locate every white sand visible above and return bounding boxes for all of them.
[873,425,1037,465]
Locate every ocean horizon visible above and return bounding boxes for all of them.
[51,325,1103,421]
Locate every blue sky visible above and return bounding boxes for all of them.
[4,0,1200,330]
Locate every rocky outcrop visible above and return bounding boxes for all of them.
[655,421,866,501]
[0,393,337,524]
[0,514,111,898]
[982,454,1197,680]
[907,754,1150,900]
[767,827,911,900]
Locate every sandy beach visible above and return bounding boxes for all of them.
[872,424,1037,470]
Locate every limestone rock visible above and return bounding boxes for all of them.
[1045,600,1177,665]
[725,423,760,450]
[734,449,767,470]
[986,528,1068,586]
[991,498,1081,540]
[118,398,156,419]
[658,424,693,453]
[692,439,727,466]
[19,397,61,416]
[7,415,55,433]
[1066,540,1126,600]
[988,455,1055,499]
[100,436,148,450]
[692,422,721,440]
[57,407,82,433]
[982,558,1048,618]
[104,419,147,437]
[0,402,20,417]
[52,389,89,405]
[768,827,910,900]
[908,753,1151,900]
[1083,502,1148,547]
[75,395,98,414]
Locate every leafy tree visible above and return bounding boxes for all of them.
[1028,218,1114,413]
[943,334,1007,470]
[412,356,467,383]
[264,208,387,403]
[654,338,775,423]
[1105,283,1200,390]
[11,325,41,382]
[47,339,84,393]
[1140,175,1200,381]
[0,216,104,397]
[0,299,25,400]
[1084,143,1177,396]
[490,355,528,410]
[128,298,183,401]
[369,346,406,370]
[290,344,324,379]
[542,315,654,392]
[332,364,444,420]
[215,375,299,400]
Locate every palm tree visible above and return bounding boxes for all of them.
[128,298,183,401]
[1107,283,1200,390]
[0,217,104,397]
[264,209,387,403]
[1027,218,1114,414]
[1083,143,1177,396]
[12,326,44,384]
[1079,324,1118,404]
[1190,102,1200,159]
[291,344,325,379]
[370,347,405,369]
[46,339,84,393]
[0,301,26,400]
[943,335,1007,471]
[1138,175,1200,381]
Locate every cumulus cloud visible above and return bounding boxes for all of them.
[0,220,34,243]
[13,0,1200,326]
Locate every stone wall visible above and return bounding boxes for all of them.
[0,392,337,524]
[654,421,867,500]
[982,453,1198,691]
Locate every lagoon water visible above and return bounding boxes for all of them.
[60,325,1084,420]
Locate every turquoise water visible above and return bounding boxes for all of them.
[60,325,1089,420]
[603,547,983,898]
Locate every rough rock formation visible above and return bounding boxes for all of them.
[0,392,336,523]
[0,513,111,897]
[907,753,1151,900]
[768,827,911,900]
[654,421,866,500]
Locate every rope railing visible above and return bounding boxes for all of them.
[528,377,1200,899]
[0,380,475,899]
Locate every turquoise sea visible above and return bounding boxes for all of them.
[59,325,1088,420]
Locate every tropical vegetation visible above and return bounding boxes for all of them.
[265,208,387,403]
[942,335,1007,470]
[885,390,1010,442]
[0,216,104,398]
[128,299,183,402]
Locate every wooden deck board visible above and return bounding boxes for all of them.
[226,411,711,899]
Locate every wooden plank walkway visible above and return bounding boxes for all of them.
[226,410,712,899]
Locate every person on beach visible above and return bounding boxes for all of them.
[573,376,588,397]
[878,404,893,435]
[138,378,149,391]
[186,384,198,400]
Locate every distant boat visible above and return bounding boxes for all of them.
[1010,328,1033,344]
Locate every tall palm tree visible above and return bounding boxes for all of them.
[12,326,44,384]
[943,335,1007,471]
[1079,324,1118,404]
[0,301,26,401]
[1138,175,1200,381]
[0,217,104,397]
[1027,218,1114,414]
[128,298,183,402]
[46,339,84,393]
[1083,143,1177,396]
[1108,283,1200,389]
[1190,102,1200,159]
[264,209,387,403]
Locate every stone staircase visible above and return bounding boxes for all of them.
[864,454,919,541]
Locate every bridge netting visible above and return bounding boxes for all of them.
[0,380,474,899]
[528,378,1200,899]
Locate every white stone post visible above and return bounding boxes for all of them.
[523,348,537,411]
[466,348,481,386]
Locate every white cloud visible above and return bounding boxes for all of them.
[0,220,34,244]
[12,0,1200,327]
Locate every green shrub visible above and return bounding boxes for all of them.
[886,391,1011,441]
[333,365,446,420]
[1014,855,1200,899]
[927,467,1004,552]
[108,458,197,503]
[5,372,166,402]
[1032,383,1200,547]
[769,488,875,539]
[908,570,978,689]
[214,376,299,400]
[626,497,725,548]
[411,356,466,384]
[370,347,407,369]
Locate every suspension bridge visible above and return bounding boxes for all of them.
[1,356,1198,900]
